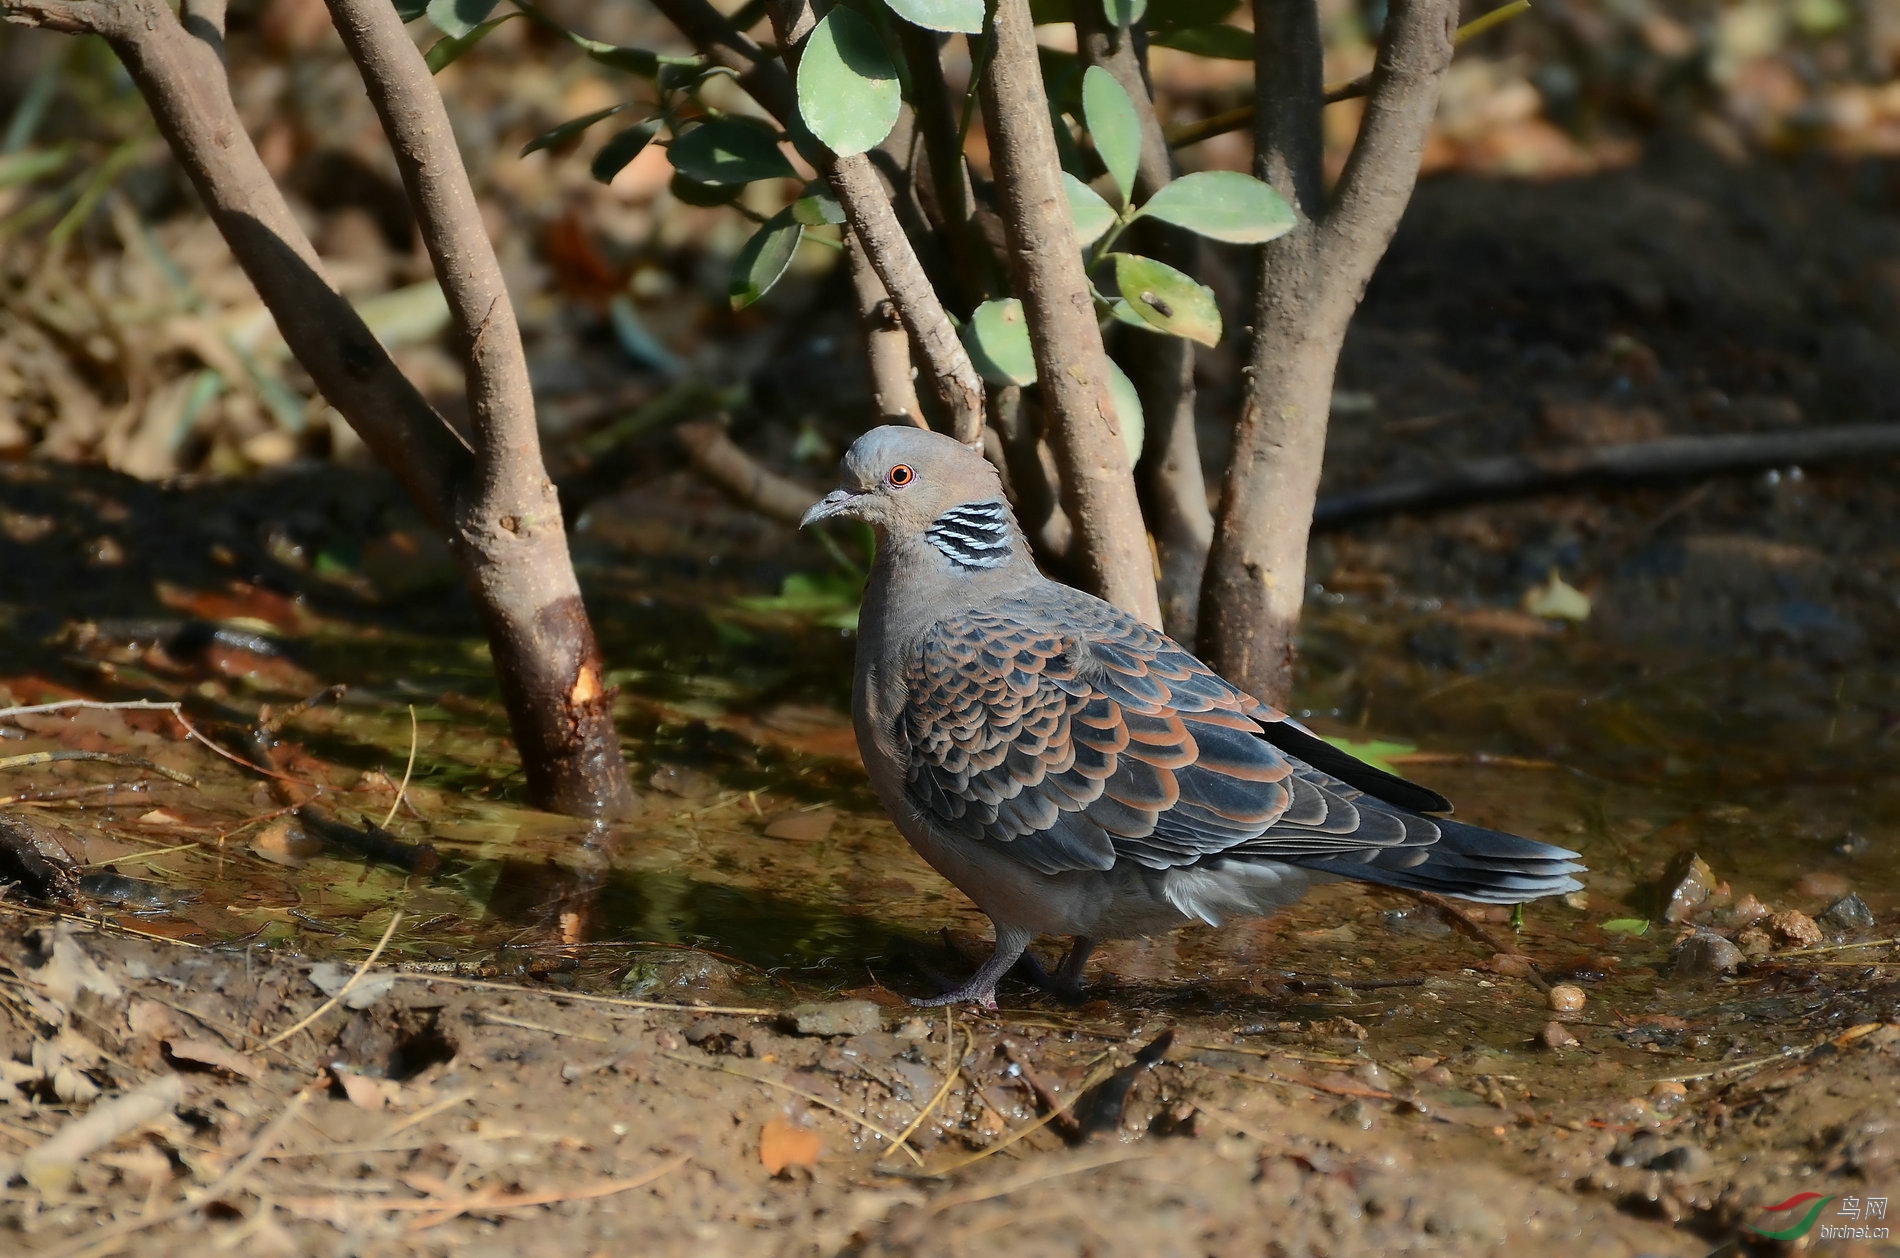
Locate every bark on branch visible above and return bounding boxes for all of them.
[323,0,635,818]
[1201,0,1457,703]
[980,0,1160,626]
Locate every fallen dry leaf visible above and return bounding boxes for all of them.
[758,1117,820,1176]
[163,1036,262,1080]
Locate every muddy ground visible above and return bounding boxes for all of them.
[4,140,1900,1255]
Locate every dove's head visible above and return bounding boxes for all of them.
[800,426,994,529]
[802,426,1022,571]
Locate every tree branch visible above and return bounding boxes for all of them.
[644,0,798,124]
[1253,0,1326,221]
[1312,424,1900,528]
[676,419,822,526]
[1074,6,1211,641]
[1322,0,1457,279]
[979,0,1159,625]
[844,227,926,428]
[324,0,635,817]
[0,0,473,526]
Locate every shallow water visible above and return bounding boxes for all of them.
[3,468,1897,1135]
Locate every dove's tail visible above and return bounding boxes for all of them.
[1288,818,1585,905]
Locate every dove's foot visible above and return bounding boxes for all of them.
[911,926,1031,1009]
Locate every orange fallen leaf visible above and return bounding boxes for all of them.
[759,1118,820,1176]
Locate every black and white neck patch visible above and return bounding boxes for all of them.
[926,500,1013,569]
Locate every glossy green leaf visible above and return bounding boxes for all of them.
[424,13,516,73]
[731,209,804,309]
[667,119,796,186]
[520,104,634,157]
[1104,356,1143,467]
[1113,252,1221,346]
[393,0,430,22]
[1148,24,1252,58]
[1061,172,1117,246]
[797,8,902,158]
[668,173,745,206]
[587,45,661,75]
[1102,0,1146,26]
[1147,0,1239,31]
[425,0,500,40]
[790,184,845,226]
[963,298,1037,387]
[1108,298,1152,329]
[1600,918,1651,936]
[590,118,661,183]
[1082,66,1140,206]
[883,0,985,34]
[1134,170,1297,243]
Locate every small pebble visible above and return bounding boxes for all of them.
[1735,926,1774,956]
[653,1028,684,1051]
[892,1017,933,1041]
[1727,893,1771,926]
[1547,984,1586,1013]
[1768,909,1823,948]
[1419,1066,1455,1086]
[1540,1021,1579,1049]
[1673,931,1744,978]
[1659,852,1716,923]
[1650,1080,1688,1108]
[1490,953,1535,979]
[1820,892,1875,931]
[781,1000,881,1037]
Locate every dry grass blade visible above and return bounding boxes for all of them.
[906,1052,1120,1178]
[659,1050,925,1166]
[264,911,402,1048]
[0,749,200,786]
[880,1018,964,1164]
[923,1146,1163,1216]
[379,704,419,830]
[270,1154,689,1230]
[388,971,777,1016]
[479,1011,610,1042]
[37,1081,317,1258]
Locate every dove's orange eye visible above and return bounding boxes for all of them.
[887,464,915,487]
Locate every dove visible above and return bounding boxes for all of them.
[802,426,1584,1008]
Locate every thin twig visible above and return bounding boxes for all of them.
[0,750,200,787]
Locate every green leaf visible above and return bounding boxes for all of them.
[393,0,430,22]
[1102,0,1146,26]
[1108,298,1152,329]
[1147,0,1240,31]
[590,118,660,183]
[424,12,516,73]
[790,184,845,226]
[1600,918,1651,936]
[1104,356,1143,467]
[1113,253,1221,345]
[1148,24,1252,58]
[730,209,804,309]
[1316,736,1417,777]
[668,173,744,206]
[1134,170,1297,243]
[733,571,861,629]
[797,7,902,158]
[667,119,796,186]
[587,45,661,76]
[425,0,500,40]
[883,0,985,34]
[1081,66,1140,207]
[963,298,1037,387]
[1061,172,1116,246]
[520,104,634,157]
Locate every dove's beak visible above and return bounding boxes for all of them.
[800,488,862,528]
